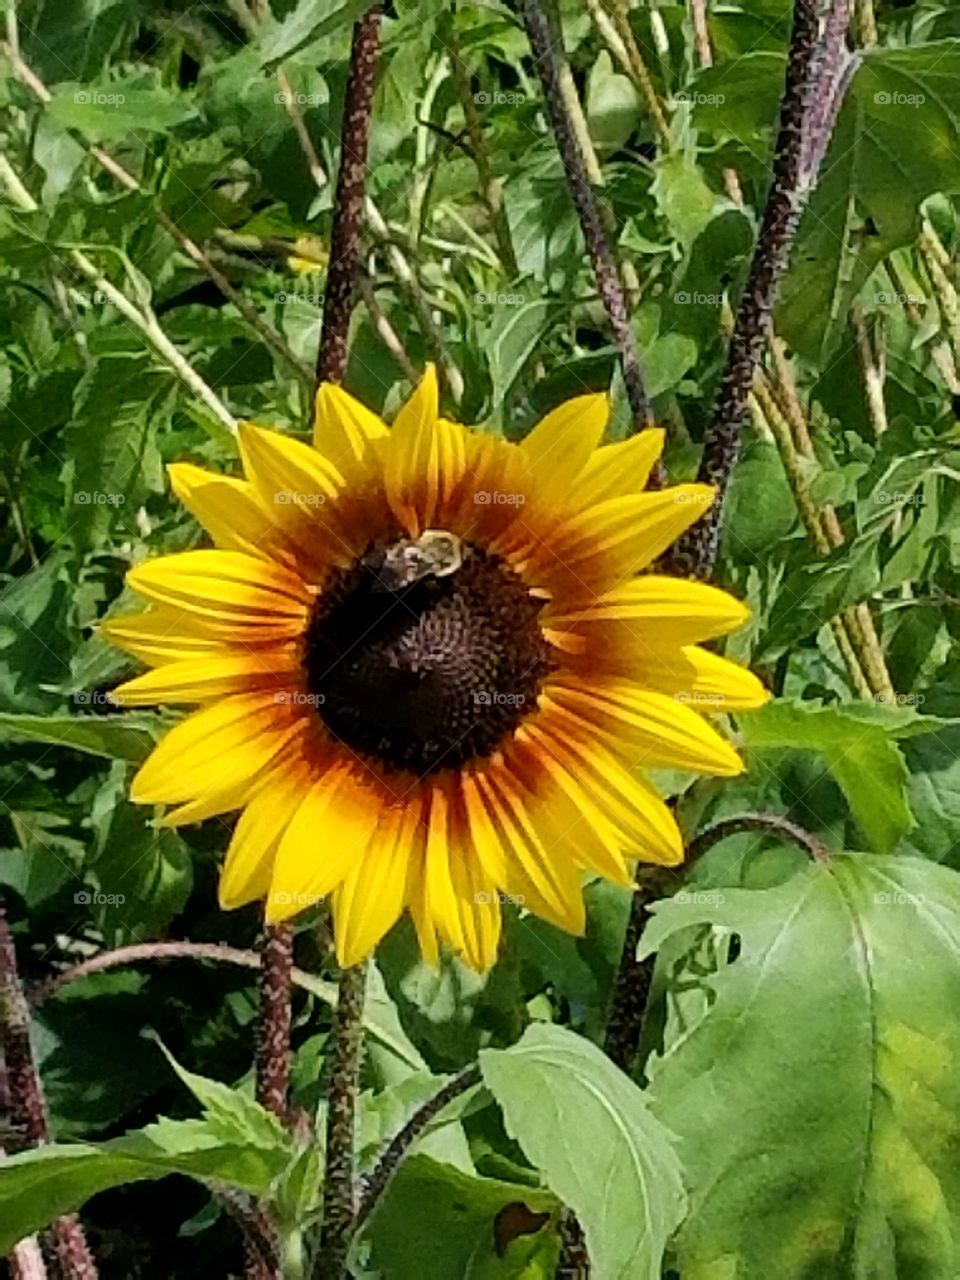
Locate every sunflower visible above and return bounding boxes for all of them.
[103,368,767,970]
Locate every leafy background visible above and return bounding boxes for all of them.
[2,0,960,1276]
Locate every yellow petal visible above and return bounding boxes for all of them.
[545,576,751,646]
[100,610,235,666]
[383,365,444,535]
[522,727,680,865]
[239,420,345,501]
[424,785,466,953]
[629,645,770,711]
[574,429,665,507]
[518,394,609,502]
[520,724,683,867]
[130,694,303,805]
[126,550,309,638]
[266,766,385,923]
[167,463,283,560]
[110,654,296,706]
[448,849,502,971]
[547,680,744,776]
[537,485,715,584]
[313,382,388,472]
[219,776,303,909]
[333,806,409,965]
[475,772,585,934]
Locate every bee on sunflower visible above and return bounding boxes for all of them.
[103,368,767,970]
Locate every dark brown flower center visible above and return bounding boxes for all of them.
[303,537,551,774]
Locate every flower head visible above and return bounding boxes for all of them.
[103,369,767,969]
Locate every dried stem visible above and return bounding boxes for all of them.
[316,963,367,1278]
[668,0,824,574]
[355,1064,480,1231]
[1,908,98,1279]
[602,867,676,1071]
[1,41,312,385]
[522,0,653,432]
[606,0,671,146]
[448,30,519,278]
[67,249,237,433]
[316,6,383,388]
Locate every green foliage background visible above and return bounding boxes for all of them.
[2,0,960,1276]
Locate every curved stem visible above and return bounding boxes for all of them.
[355,1064,481,1231]
[685,812,830,864]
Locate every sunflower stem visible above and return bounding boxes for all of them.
[521,0,653,433]
[316,962,367,1277]
[0,906,99,1279]
[666,0,844,576]
[255,925,295,1125]
[355,1064,481,1232]
[316,5,384,390]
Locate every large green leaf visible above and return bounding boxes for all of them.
[480,1024,686,1280]
[644,854,960,1278]
[362,1153,559,1279]
[0,1116,292,1255]
[0,711,164,763]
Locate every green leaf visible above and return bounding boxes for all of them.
[0,1116,291,1255]
[47,85,198,142]
[256,0,367,66]
[586,51,641,153]
[740,699,916,854]
[0,712,164,763]
[480,1024,686,1280]
[362,1153,558,1279]
[644,854,960,1279]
